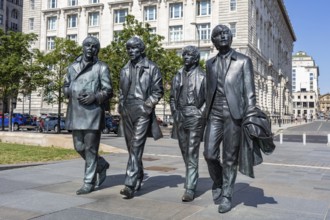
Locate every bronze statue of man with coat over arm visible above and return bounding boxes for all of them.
[170,45,206,202]
[203,24,257,213]
[63,36,113,195]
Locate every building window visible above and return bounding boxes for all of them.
[230,0,236,11]
[30,0,35,9]
[169,3,183,19]
[144,5,157,21]
[309,73,313,80]
[67,34,77,42]
[47,16,57,30]
[169,25,183,42]
[88,32,99,38]
[200,50,210,60]
[90,0,99,3]
[10,22,18,31]
[47,36,55,50]
[29,18,34,30]
[0,15,3,25]
[68,0,77,6]
[48,0,57,9]
[196,0,211,16]
[149,27,156,34]
[114,9,128,24]
[67,14,77,28]
[197,23,210,40]
[11,9,18,19]
[229,22,236,37]
[89,12,99,26]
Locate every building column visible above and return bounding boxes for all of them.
[267,75,273,114]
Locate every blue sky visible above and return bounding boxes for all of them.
[284,0,330,94]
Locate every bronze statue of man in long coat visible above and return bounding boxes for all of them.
[64,36,113,195]
[203,25,257,213]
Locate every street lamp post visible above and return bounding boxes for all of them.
[279,72,283,127]
[190,22,200,49]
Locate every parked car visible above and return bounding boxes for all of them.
[112,115,121,123]
[37,116,66,133]
[102,115,119,134]
[0,113,31,130]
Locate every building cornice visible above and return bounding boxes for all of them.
[278,0,296,41]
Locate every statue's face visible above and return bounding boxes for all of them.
[212,29,232,50]
[126,42,142,62]
[83,40,98,61]
[182,51,197,68]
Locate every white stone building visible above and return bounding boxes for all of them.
[17,0,295,122]
[319,94,330,118]
[0,0,23,32]
[291,51,319,119]
[292,91,317,121]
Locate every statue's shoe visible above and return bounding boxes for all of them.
[76,184,94,195]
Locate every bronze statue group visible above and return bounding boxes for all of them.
[64,24,274,214]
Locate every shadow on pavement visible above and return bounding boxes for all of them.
[95,173,213,198]
[232,183,277,208]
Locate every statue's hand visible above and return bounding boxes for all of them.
[77,92,96,105]
[142,103,153,115]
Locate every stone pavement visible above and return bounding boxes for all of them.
[1,124,330,219]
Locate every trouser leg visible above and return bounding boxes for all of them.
[203,118,223,188]
[177,122,188,166]
[97,156,109,172]
[221,107,241,198]
[185,129,201,190]
[123,114,150,188]
[177,123,189,189]
[73,130,100,185]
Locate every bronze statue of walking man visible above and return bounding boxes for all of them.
[119,36,164,199]
[170,45,206,202]
[204,25,257,213]
[64,36,113,195]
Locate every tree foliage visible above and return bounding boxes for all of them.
[99,15,182,105]
[35,37,81,132]
[0,30,38,130]
[0,30,37,101]
[36,37,81,104]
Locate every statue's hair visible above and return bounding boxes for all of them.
[182,45,200,63]
[82,36,100,52]
[211,24,233,43]
[126,36,145,54]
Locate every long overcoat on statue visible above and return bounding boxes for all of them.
[63,55,113,130]
[205,49,256,120]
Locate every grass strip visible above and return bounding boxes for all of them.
[0,142,80,164]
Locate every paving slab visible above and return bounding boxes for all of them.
[1,129,330,219]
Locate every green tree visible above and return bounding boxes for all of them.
[0,30,37,131]
[99,15,182,109]
[36,37,81,133]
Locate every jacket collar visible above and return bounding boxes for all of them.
[72,55,98,75]
[210,48,237,64]
[128,57,149,68]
